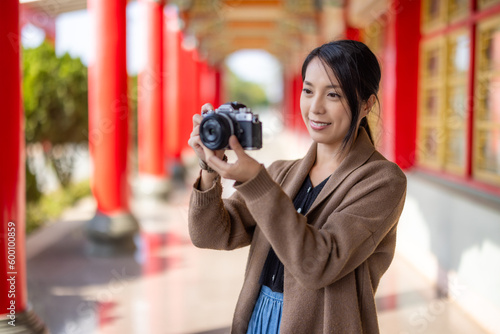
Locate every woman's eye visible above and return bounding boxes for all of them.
[328,92,340,98]
[302,88,312,94]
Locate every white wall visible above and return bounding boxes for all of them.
[397,172,500,333]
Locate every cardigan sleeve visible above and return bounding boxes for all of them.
[188,171,256,250]
[188,161,291,250]
[234,161,407,290]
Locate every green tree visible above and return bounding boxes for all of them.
[23,41,88,188]
[226,68,269,107]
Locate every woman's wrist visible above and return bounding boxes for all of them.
[199,155,227,173]
[198,169,220,191]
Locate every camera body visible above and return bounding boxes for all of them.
[200,102,262,150]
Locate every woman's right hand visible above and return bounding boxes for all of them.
[188,103,225,163]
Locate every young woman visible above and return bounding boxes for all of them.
[187,40,407,333]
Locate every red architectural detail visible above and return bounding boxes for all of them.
[421,1,500,41]
[164,8,181,162]
[0,0,28,315]
[417,0,500,196]
[466,24,476,177]
[88,0,131,213]
[138,0,166,177]
[345,26,360,41]
[381,0,420,169]
[344,0,360,41]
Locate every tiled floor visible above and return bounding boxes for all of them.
[26,186,490,334]
[25,127,491,334]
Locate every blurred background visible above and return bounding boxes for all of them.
[1,0,500,333]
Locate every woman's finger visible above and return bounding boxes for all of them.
[193,114,203,127]
[202,145,215,161]
[201,103,214,114]
[229,136,246,159]
[207,154,230,175]
[188,136,202,152]
[191,124,200,137]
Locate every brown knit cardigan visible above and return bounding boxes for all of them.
[188,128,407,333]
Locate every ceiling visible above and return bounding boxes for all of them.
[20,0,88,17]
[180,0,323,63]
[20,0,350,64]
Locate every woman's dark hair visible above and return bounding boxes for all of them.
[301,40,381,154]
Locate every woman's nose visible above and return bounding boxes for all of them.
[310,97,325,114]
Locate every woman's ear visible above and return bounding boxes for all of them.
[361,95,376,118]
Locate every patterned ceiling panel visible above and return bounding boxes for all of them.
[183,0,321,62]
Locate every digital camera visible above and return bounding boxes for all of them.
[200,102,262,150]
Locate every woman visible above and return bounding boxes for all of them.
[187,40,407,333]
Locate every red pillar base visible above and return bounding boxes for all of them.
[85,212,140,256]
[0,309,48,333]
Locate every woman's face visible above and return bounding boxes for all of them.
[300,57,353,151]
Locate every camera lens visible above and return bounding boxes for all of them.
[200,114,234,150]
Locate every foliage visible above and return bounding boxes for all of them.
[26,179,91,234]
[226,68,269,107]
[26,159,42,204]
[22,44,141,234]
[23,41,88,188]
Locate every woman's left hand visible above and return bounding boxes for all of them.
[203,135,262,183]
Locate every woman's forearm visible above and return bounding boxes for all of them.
[198,169,219,191]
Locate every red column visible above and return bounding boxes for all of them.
[282,73,293,129]
[199,61,217,107]
[214,66,223,108]
[164,7,182,171]
[195,53,204,110]
[0,0,46,330]
[178,43,200,153]
[293,73,305,133]
[283,72,300,131]
[345,26,360,41]
[137,0,168,196]
[344,0,360,41]
[0,0,27,317]
[381,0,420,169]
[87,0,138,248]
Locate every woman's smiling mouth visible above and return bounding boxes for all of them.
[310,120,332,130]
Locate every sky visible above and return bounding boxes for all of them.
[21,3,283,103]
